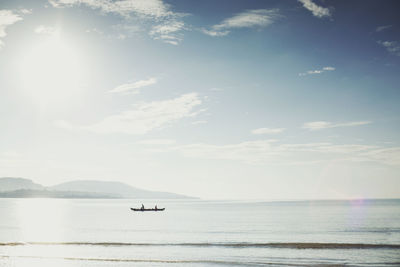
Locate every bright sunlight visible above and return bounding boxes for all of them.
[19,30,85,107]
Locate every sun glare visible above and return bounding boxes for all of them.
[16,199,67,241]
[19,32,85,107]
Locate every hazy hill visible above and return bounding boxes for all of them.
[0,189,118,199]
[0,177,194,199]
[0,177,44,192]
[50,180,192,199]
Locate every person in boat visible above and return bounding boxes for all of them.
[141,204,144,211]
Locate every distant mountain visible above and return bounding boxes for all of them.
[0,189,118,199]
[0,177,194,199]
[0,177,44,192]
[50,180,193,199]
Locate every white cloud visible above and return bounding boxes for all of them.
[49,0,186,45]
[252,128,285,135]
[302,121,371,131]
[161,40,178,45]
[375,25,392,32]
[298,0,331,18]
[86,28,104,36]
[56,93,202,134]
[322,66,335,71]
[201,29,229,37]
[109,77,157,94]
[203,9,279,37]
[175,140,277,164]
[216,9,279,29]
[20,9,32,15]
[0,10,23,49]
[49,0,174,18]
[378,41,400,56]
[363,147,400,166]
[305,70,322,75]
[137,139,176,145]
[171,140,400,166]
[299,66,335,76]
[150,20,184,35]
[35,25,59,36]
[149,20,184,44]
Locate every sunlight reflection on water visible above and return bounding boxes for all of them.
[16,199,68,242]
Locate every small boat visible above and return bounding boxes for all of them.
[131,207,165,211]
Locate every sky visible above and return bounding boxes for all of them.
[0,0,399,199]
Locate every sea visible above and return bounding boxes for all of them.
[0,198,399,266]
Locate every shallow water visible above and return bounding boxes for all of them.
[0,198,399,266]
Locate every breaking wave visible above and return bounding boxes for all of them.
[0,242,399,249]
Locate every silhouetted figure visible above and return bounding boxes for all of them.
[141,204,144,211]
[155,205,158,211]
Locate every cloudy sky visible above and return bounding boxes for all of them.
[0,0,399,199]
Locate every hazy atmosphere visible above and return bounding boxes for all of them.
[1,0,400,199]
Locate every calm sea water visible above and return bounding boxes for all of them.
[0,198,399,266]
